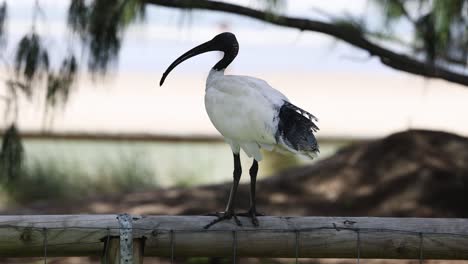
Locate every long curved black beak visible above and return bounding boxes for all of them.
[160,40,216,86]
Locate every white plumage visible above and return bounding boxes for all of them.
[205,70,288,161]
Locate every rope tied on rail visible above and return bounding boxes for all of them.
[117,213,133,264]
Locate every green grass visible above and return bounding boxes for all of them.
[1,154,158,204]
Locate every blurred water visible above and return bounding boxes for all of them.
[22,139,346,187]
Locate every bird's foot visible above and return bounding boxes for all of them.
[204,211,242,229]
[238,208,264,227]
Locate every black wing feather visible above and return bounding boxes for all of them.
[276,101,319,153]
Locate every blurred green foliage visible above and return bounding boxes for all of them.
[374,0,468,65]
[1,0,147,190]
[46,55,77,107]
[0,124,23,183]
[3,0,145,116]
[68,0,145,73]
[15,33,49,85]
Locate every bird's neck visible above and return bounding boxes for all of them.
[213,49,237,71]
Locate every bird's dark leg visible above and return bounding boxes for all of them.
[248,159,259,217]
[204,153,242,229]
[238,159,263,226]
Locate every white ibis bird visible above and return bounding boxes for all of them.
[160,32,319,228]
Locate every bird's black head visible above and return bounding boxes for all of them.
[160,32,239,86]
[211,32,239,57]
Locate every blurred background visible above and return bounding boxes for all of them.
[1,0,468,263]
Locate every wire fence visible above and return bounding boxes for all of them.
[0,215,468,263]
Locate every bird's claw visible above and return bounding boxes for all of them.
[204,211,242,229]
[238,208,264,226]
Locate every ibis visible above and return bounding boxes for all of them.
[160,32,319,228]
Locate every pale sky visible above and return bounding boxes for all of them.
[2,0,468,139]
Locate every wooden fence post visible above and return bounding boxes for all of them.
[103,238,144,264]
[103,237,119,264]
[133,238,145,264]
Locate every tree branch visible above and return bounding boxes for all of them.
[146,0,468,86]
